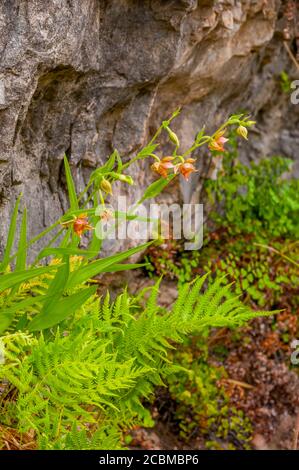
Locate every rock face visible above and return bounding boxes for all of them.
[0,0,298,255]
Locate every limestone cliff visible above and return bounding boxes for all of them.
[0,0,298,254]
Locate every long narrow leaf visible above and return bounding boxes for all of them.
[0,266,57,293]
[15,208,27,272]
[0,194,22,271]
[102,263,149,273]
[138,175,175,203]
[66,242,152,289]
[11,208,28,295]
[64,155,79,210]
[40,257,70,315]
[28,286,97,331]
[37,247,98,259]
[0,295,46,334]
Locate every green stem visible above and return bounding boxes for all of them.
[181,136,211,158]
[78,180,93,203]
[254,243,299,268]
[122,111,179,170]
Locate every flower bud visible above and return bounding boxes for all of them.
[118,174,134,185]
[100,178,113,195]
[166,127,180,147]
[236,125,248,140]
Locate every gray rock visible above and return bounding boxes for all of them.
[0,0,297,257]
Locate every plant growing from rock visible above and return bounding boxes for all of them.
[0,111,262,449]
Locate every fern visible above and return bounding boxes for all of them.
[0,275,274,449]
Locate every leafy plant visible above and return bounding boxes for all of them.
[205,144,299,239]
[202,237,299,308]
[0,111,255,335]
[165,336,253,450]
[0,275,271,449]
[144,239,200,286]
[0,111,262,450]
[280,71,292,94]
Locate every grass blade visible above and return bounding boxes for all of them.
[0,194,22,271]
[15,207,27,272]
[102,263,149,273]
[64,155,79,210]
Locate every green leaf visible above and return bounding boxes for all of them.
[37,247,98,259]
[138,175,175,203]
[90,151,117,182]
[101,150,117,173]
[103,263,149,273]
[11,208,28,295]
[0,266,57,293]
[15,208,27,272]
[0,194,22,272]
[116,150,123,172]
[40,257,70,315]
[137,144,158,159]
[27,221,60,251]
[66,242,152,289]
[28,286,97,331]
[0,295,46,334]
[64,155,79,210]
[87,193,103,258]
[60,226,72,248]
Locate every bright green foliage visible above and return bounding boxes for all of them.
[205,409,252,450]
[145,235,299,309]
[0,112,265,450]
[205,145,299,239]
[0,194,22,272]
[0,112,255,337]
[202,237,299,308]
[0,181,152,335]
[145,242,200,287]
[0,242,150,335]
[62,425,122,451]
[166,336,253,449]
[0,275,270,449]
[280,71,292,94]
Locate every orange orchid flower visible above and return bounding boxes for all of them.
[72,214,93,237]
[208,130,229,152]
[175,158,198,181]
[151,157,175,178]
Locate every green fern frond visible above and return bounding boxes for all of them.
[0,273,274,449]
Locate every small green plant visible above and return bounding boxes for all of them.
[144,240,200,286]
[205,144,299,239]
[201,237,299,308]
[165,335,253,449]
[280,70,292,94]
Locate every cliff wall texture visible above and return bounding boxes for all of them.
[0,0,298,253]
